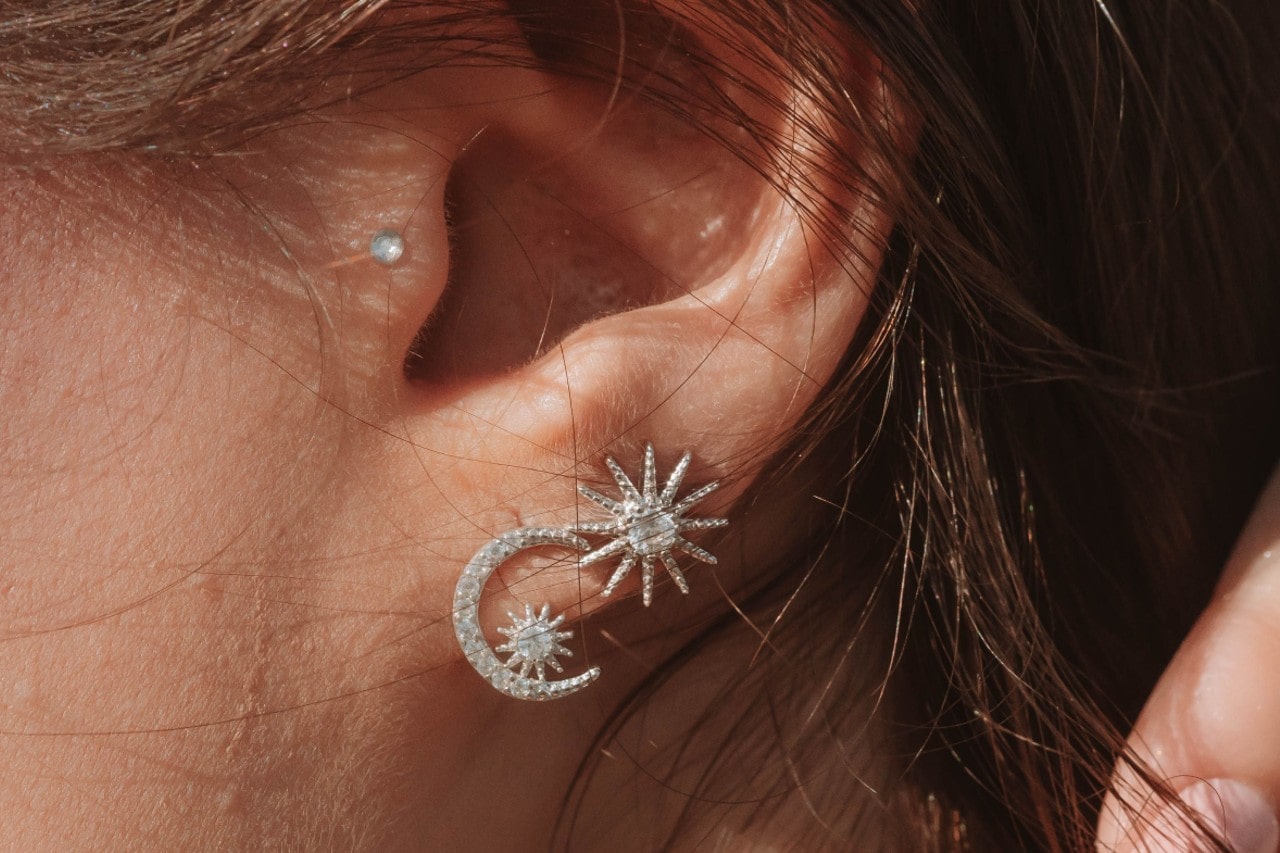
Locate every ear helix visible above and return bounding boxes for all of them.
[451,443,727,701]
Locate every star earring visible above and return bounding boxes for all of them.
[451,445,727,701]
[575,444,728,607]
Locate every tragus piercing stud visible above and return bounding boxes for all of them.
[451,444,727,701]
[369,227,405,266]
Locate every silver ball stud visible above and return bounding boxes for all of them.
[369,228,405,266]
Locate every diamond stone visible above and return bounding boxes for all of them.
[368,228,404,266]
[627,509,679,555]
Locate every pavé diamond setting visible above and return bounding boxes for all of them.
[452,528,599,702]
[451,445,726,701]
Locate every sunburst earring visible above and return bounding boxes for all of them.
[575,444,728,607]
[451,444,727,701]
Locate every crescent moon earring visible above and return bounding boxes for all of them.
[451,444,728,701]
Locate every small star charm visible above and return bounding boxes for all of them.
[495,603,576,681]
[576,443,728,607]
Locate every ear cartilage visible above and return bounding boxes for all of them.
[369,227,405,266]
[451,445,727,700]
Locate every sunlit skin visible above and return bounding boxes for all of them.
[0,23,886,848]
[8,3,1270,849]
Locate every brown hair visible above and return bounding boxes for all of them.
[5,0,1279,848]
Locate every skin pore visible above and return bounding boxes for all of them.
[0,8,894,847]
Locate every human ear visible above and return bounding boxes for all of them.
[2,3,901,619]
[122,2,905,679]
[389,54,897,624]
[319,6,910,631]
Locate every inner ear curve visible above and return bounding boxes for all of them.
[384,1,899,475]
[401,88,769,387]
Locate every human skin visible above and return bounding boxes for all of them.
[1098,470,1280,852]
[0,19,891,848]
[13,5,1273,850]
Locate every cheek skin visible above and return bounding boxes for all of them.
[0,174,419,847]
[0,75,526,845]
